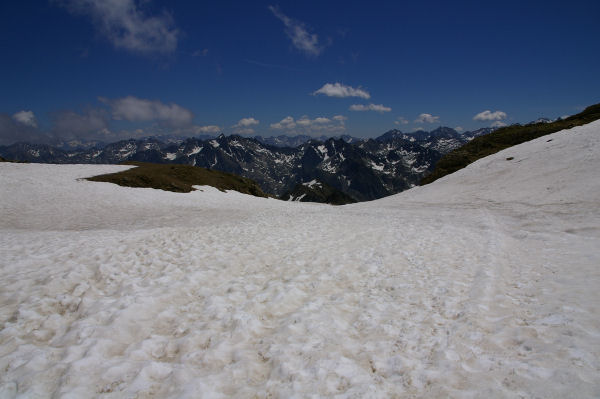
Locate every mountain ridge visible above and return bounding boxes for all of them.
[1,126,491,202]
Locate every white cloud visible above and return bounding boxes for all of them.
[101,96,194,127]
[234,117,259,127]
[193,125,221,134]
[414,113,440,123]
[394,116,409,125]
[349,104,391,113]
[270,115,346,136]
[473,110,507,121]
[313,117,331,124]
[491,121,507,128]
[313,83,370,99]
[455,126,464,132]
[268,5,324,57]
[233,117,260,135]
[59,0,179,55]
[12,110,38,128]
[270,116,296,130]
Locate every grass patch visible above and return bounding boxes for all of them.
[0,156,27,163]
[420,103,600,185]
[87,161,268,197]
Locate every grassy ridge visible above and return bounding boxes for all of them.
[0,156,27,163]
[420,103,600,185]
[87,161,268,197]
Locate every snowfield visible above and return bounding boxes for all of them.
[1,121,599,398]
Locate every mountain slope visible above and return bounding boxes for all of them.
[420,103,600,185]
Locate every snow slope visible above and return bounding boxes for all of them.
[1,121,599,398]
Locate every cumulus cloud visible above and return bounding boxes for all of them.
[270,116,296,130]
[234,117,260,127]
[491,121,507,128]
[12,110,38,128]
[268,5,324,57]
[349,104,391,113]
[473,110,507,121]
[414,113,440,123]
[394,116,409,125]
[57,0,179,55]
[313,83,370,99]
[270,115,346,136]
[232,117,260,134]
[100,96,194,127]
[193,125,221,134]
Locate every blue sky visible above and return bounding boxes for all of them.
[1,0,599,144]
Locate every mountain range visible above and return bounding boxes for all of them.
[0,127,492,202]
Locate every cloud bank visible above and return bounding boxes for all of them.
[0,112,48,145]
[12,110,38,128]
[100,96,193,127]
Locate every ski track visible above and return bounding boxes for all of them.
[1,121,600,398]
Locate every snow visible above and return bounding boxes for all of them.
[316,145,330,162]
[164,152,177,161]
[320,160,337,173]
[1,121,600,397]
[302,179,321,189]
[369,160,385,171]
[188,146,203,155]
[209,140,220,148]
[290,193,307,202]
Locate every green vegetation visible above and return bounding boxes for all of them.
[0,156,27,163]
[87,161,268,197]
[420,103,600,185]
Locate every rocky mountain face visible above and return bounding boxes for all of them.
[254,134,359,148]
[281,179,356,205]
[0,127,492,202]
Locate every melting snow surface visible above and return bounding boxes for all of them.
[1,121,600,397]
